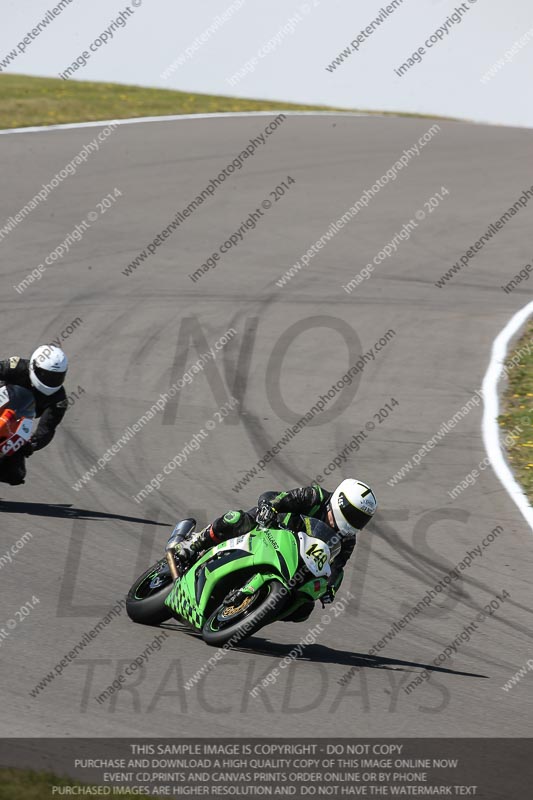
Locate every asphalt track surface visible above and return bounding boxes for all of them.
[0,113,532,740]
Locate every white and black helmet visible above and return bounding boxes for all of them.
[330,478,377,536]
[29,345,68,396]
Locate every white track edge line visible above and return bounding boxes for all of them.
[0,110,373,135]
[482,300,533,531]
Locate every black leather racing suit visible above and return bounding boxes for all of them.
[0,357,68,484]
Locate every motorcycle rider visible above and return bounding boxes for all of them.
[172,479,377,616]
[0,346,68,485]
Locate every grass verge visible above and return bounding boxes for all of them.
[0,74,345,129]
[0,74,460,130]
[499,318,533,501]
[0,768,157,800]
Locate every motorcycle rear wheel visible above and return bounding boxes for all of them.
[202,580,286,647]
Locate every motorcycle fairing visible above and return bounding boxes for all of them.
[164,527,299,628]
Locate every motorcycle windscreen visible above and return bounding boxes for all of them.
[305,516,342,560]
[0,383,36,418]
[298,518,334,578]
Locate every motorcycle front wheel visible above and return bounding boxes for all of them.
[126,558,174,625]
[202,580,286,647]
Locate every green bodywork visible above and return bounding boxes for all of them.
[164,525,330,629]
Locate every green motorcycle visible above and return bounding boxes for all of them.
[126,516,340,646]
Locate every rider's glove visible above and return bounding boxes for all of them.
[321,587,336,607]
[256,501,277,528]
[20,440,37,457]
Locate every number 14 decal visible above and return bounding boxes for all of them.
[306,542,328,570]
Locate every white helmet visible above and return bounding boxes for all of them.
[330,478,377,536]
[29,345,68,396]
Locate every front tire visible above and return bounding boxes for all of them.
[126,559,174,625]
[202,580,287,647]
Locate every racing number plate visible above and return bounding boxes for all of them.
[298,531,331,578]
[0,418,32,456]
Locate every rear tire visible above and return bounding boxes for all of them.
[126,558,174,625]
[202,580,287,647]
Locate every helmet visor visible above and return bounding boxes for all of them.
[32,362,66,388]
[338,492,373,530]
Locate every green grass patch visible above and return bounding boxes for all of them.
[0,73,346,129]
[0,768,156,800]
[499,318,533,501]
[0,74,459,129]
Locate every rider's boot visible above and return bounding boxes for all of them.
[282,600,314,623]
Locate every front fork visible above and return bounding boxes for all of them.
[165,551,179,581]
[165,527,188,581]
